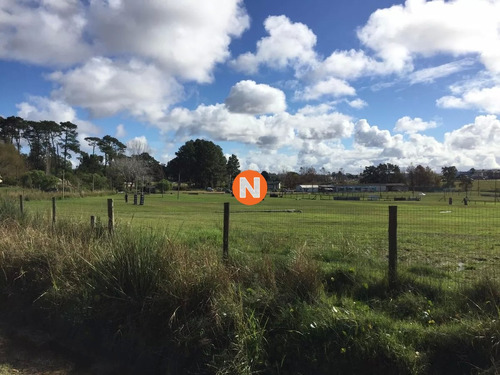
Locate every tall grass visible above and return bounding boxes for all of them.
[0,197,499,374]
[0,187,114,202]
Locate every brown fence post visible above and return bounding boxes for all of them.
[108,199,114,234]
[19,194,24,215]
[90,215,95,230]
[52,197,56,224]
[223,202,230,260]
[388,205,398,289]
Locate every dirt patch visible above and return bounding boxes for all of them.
[0,320,139,375]
[0,323,77,374]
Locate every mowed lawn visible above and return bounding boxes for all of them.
[20,191,500,285]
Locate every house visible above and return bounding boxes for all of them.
[296,184,319,193]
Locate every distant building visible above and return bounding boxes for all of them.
[460,169,500,179]
[296,185,319,192]
[303,183,409,193]
[267,181,281,191]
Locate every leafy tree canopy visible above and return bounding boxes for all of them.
[360,163,405,184]
[166,139,227,187]
[441,166,458,188]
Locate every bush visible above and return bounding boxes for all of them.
[21,170,59,191]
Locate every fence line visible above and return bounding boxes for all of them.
[8,195,499,289]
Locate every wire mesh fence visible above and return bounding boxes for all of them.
[7,192,500,290]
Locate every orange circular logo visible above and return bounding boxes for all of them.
[232,170,267,205]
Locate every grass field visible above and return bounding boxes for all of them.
[1,190,500,374]
[15,189,500,286]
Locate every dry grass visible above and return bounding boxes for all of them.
[1,198,499,374]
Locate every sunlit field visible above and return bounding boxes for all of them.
[13,189,500,285]
[1,189,499,374]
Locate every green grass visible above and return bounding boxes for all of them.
[1,193,500,374]
[16,190,500,286]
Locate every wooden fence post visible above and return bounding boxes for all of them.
[388,205,398,289]
[52,197,56,224]
[108,199,114,234]
[223,202,230,260]
[19,195,24,215]
[90,215,95,230]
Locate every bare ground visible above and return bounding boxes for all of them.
[0,323,126,375]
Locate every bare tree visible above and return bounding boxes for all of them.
[110,156,151,192]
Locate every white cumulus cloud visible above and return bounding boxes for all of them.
[88,0,249,82]
[16,96,99,135]
[354,119,394,148]
[394,116,437,134]
[126,136,152,155]
[444,115,500,151]
[231,15,317,74]
[357,0,500,73]
[0,0,91,66]
[159,104,353,148]
[297,77,356,100]
[314,49,396,80]
[348,99,367,109]
[437,85,500,114]
[225,80,286,114]
[49,57,183,121]
[0,0,249,83]
[115,124,127,138]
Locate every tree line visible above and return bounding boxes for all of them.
[0,115,479,193]
[0,116,243,192]
[259,163,473,192]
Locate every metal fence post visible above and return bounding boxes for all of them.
[388,205,398,289]
[223,202,230,260]
[19,194,24,215]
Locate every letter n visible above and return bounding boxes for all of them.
[240,177,260,198]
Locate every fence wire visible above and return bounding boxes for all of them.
[12,192,500,289]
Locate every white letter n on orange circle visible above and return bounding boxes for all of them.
[239,177,260,198]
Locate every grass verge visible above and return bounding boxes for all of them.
[0,198,499,374]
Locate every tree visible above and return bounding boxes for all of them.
[333,170,346,184]
[58,122,80,167]
[459,174,473,196]
[299,166,317,184]
[136,152,164,182]
[441,166,458,189]
[0,143,26,184]
[261,171,270,181]
[157,179,172,196]
[407,165,440,191]
[282,171,300,189]
[0,116,26,151]
[109,156,150,192]
[360,163,405,184]
[166,139,227,187]
[24,120,61,174]
[97,135,126,167]
[58,121,80,197]
[227,154,241,182]
[84,137,101,156]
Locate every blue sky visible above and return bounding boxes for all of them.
[1,0,499,173]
